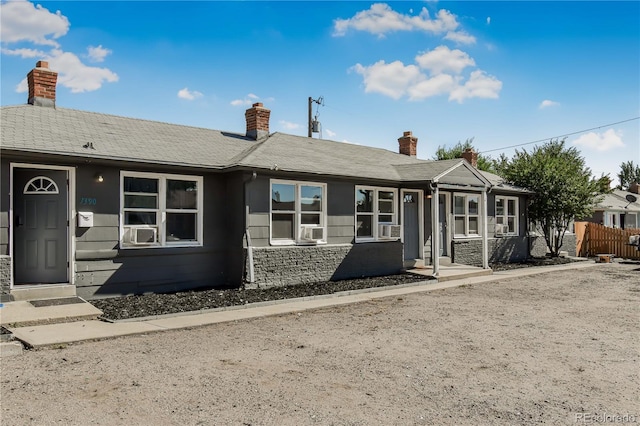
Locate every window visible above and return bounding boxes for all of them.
[495,196,518,236]
[270,180,326,244]
[355,186,398,241]
[453,193,481,237]
[120,171,203,248]
[24,176,59,194]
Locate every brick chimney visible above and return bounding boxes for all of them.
[27,61,58,108]
[245,102,270,140]
[398,131,417,157]
[629,182,640,194]
[461,147,478,168]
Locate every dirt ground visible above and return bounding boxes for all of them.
[1,263,638,425]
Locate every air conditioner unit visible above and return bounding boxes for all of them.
[495,224,506,235]
[379,224,401,240]
[301,226,325,242]
[129,227,157,245]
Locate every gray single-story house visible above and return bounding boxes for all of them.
[580,186,640,229]
[1,61,535,300]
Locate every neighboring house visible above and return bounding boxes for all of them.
[0,61,533,300]
[582,185,640,229]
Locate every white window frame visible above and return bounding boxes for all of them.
[495,196,519,236]
[355,186,398,242]
[453,192,482,238]
[270,179,327,246]
[120,171,203,249]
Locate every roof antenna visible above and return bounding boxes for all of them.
[308,96,324,138]
[625,193,637,208]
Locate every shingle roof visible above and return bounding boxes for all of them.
[0,105,255,168]
[236,132,444,181]
[480,170,533,194]
[595,190,640,212]
[0,104,518,190]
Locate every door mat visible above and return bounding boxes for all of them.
[29,297,86,307]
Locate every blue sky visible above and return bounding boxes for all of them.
[1,1,638,185]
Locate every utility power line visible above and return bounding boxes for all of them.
[480,117,640,154]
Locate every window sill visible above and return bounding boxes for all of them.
[120,242,203,250]
[453,235,482,239]
[269,240,328,246]
[355,238,401,243]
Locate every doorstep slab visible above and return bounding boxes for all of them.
[8,321,161,348]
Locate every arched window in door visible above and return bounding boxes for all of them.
[23,176,59,194]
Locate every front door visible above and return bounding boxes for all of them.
[403,192,420,260]
[13,169,69,284]
[438,194,448,257]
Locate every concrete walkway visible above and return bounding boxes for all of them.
[2,260,600,352]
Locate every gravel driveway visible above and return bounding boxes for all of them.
[1,263,638,425]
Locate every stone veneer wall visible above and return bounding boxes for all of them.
[452,237,531,266]
[529,233,577,258]
[0,255,11,294]
[529,236,548,258]
[559,234,577,256]
[245,242,403,289]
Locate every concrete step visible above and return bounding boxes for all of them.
[0,297,102,328]
[10,284,76,301]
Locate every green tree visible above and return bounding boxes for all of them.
[433,138,495,172]
[617,161,640,190]
[495,139,604,256]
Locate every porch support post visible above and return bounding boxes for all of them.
[482,188,489,269]
[432,185,440,277]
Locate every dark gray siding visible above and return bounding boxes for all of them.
[244,175,406,288]
[245,176,357,246]
[225,172,247,287]
[424,197,433,264]
[581,211,604,225]
[486,192,529,237]
[0,158,9,256]
[327,181,355,244]
[442,191,531,266]
[75,165,233,299]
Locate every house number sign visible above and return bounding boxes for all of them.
[80,197,97,205]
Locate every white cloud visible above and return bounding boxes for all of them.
[573,129,624,152]
[230,99,252,107]
[325,129,337,138]
[230,94,272,107]
[351,60,423,99]
[448,70,502,103]
[1,1,118,94]
[16,78,28,93]
[177,87,203,100]
[539,99,560,109]
[487,17,491,25]
[279,120,301,130]
[87,45,112,63]
[443,30,476,45]
[48,50,118,93]
[408,74,457,100]
[333,4,459,37]
[352,46,501,103]
[11,48,118,93]
[1,47,46,58]
[415,45,475,75]
[0,0,69,46]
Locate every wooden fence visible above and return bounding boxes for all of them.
[575,222,640,260]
